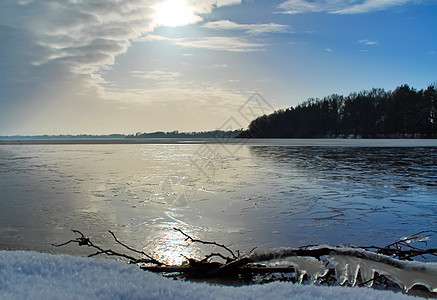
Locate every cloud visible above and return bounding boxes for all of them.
[0,0,243,133]
[152,0,243,27]
[202,20,290,34]
[278,0,327,14]
[212,64,228,68]
[325,48,333,52]
[358,39,379,46]
[0,0,243,78]
[334,0,412,14]
[186,0,242,14]
[0,0,156,117]
[143,35,265,52]
[175,36,265,52]
[278,0,418,14]
[4,1,156,73]
[131,70,182,81]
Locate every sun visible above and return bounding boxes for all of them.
[153,0,200,27]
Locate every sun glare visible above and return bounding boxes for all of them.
[153,0,200,27]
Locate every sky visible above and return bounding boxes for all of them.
[1,0,437,135]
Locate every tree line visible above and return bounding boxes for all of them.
[128,130,243,139]
[0,130,244,140]
[238,84,436,139]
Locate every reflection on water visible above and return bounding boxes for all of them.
[0,141,436,263]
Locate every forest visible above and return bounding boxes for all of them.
[0,130,244,140]
[238,84,437,138]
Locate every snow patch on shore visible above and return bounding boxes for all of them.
[0,251,415,299]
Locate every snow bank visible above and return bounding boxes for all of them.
[0,251,413,300]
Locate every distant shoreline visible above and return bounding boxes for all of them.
[0,138,436,147]
[0,138,219,145]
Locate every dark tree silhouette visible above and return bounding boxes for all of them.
[238,84,437,139]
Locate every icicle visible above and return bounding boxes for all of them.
[357,261,375,287]
[328,255,360,285]
[286,256,327,284]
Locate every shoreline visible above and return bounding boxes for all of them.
[0,138,436,147]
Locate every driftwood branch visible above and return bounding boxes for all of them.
[53,229,437,296]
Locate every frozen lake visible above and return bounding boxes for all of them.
[0,139,436,264]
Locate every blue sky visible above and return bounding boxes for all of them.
[1,0,436,135]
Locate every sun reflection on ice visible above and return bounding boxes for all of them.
[150,224,199,266]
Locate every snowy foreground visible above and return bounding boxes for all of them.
[0,251,415,300]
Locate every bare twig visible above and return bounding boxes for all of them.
[201,252,232,263]
[52,229,91,247]
[359,230,437,260]
[173,228,237,259]
[53,229,165,266]
[108,230,165,266]
[385,230,436,248]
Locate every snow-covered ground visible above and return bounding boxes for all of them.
[0,251,414,300]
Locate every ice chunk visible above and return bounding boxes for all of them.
[328,253,437,292]
[249,246,437,293]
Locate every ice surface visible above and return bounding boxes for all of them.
[1,143,436,262]
[0,251,413,300]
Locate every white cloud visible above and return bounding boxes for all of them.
[142,35,265,52]
[1,1,154,83]
[325,48,333,52]
[278,0,327,14]
[186,0,241,14]
[212,64,228,68]
[131,70,182,81]
[152,0,243,27]
[202,20,290,34]
[175,36,265,52]
[334,0,411,14]
[358,39,379,46]
[0,0,242,79]
[278,0,418,14]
